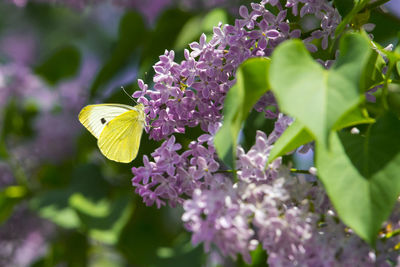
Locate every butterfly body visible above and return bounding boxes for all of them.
[78,103,146,163]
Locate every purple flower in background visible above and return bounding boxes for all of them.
[112,0,172,24]
[385,1,400,18]
[0,162,14,187]
[8,0,28,7]
[0,206,54,267]
[0,32,37,66]
[31,112,80,162]
[2,56,97,164]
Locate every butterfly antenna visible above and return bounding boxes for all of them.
[121,86,138,104]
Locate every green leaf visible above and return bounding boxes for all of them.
[73,194,134,245]
[32,231,88,267]
[0,190,19,224]
[237,244,267,267]
[333,0,355,18]
[154,234,204,267]
[139,9,193,82]
[268,105,374,163]
[335,0,369,36]
[316,113,400,245]
[201,8,228,32]
[215,58,270,168]
[396,44,400,77]
[174,8,228,51]
[30,164,110,229]
[268,120,313,163]
[118,204,179,266]
[1,100,38,139]
[388,85,400,117]
[174,16,203,51]
[69,193,110,217]
[370,9,400,43]
[31,189,81,229]
[242,108,276,151]
[360,49,385,92]
[90,12,147,99]
[269,33,371,146]
[332,105,375,130]
[35,45,81,85]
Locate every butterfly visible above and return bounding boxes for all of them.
[78,103,146,163]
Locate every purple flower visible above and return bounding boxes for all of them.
[0,32,37,65]
[189,34,208,58]
[254,91,279,118]
[0,163,14,187]
[182,177,257,264]
[238,5,260,29]
[0,206,54,266]
[133,0,340,143]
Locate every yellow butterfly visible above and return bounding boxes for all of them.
[78,103,146,163]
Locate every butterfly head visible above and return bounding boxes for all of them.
[133,103,147,126]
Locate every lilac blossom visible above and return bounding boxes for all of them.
[129,0,399,265]
[0,162,14,187]
[0,32,38,66]
[133,1,341,142]
[0,63,53,110]
[0,206,54,267]
[182,130,307,264]
[132,124,222,208]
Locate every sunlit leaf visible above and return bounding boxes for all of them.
[269,33,371,146]
[269,104,374,163]
[316,113,400,245]
[215,58,270,168]
[268,120,313,163]
[31,190,80,229]
[174,8,228,51]
[335,0,369,36]
[75,194,134,245]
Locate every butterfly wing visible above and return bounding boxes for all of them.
[78,104,134,138]
[97,109,144,163]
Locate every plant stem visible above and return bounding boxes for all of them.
[290,168,311,174]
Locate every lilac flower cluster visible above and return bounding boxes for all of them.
[181,130,288,263]
[132,122,221,208]
[182,128,399,266]
[133,0,339,141]
[132,0,337,203]
[130,0,400,265]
